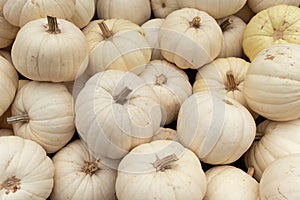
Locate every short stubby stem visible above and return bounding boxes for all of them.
[113,87,132,105]
[47,16,61,34]
[191,16,201,28]
[220,17,233,31]
[153,154,178,172]
[156,74,167,85]
[99,21,113,39]
[7,114,29,124]
[81,160,99,176]
[225,70,237,91]
[0,175,21,195]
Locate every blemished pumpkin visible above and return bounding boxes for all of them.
[75,70,162,160]
[50,140,117,200]
[0,136,54,199]
[242,4,300,61]
[217,15,246,58]
[176,0,247,19]
[139,60,192,125]
[177,91,256,165]
[244,119,300,181]
[141,18,165,60]
[247,0,300,13]
[3,0,76,27]
[82,19,151,76]
[96,0,151,25]
[116,140,207,200]
[259,153,300,199]
[0,54,18,117]
[244,43,300,121]
[151,127,177,141]
[204,166,259,200]
[7,81,75,153]
[150,0,179,18]
[11,16,89,82]
[71,0,95,29]
[158,8,223,69]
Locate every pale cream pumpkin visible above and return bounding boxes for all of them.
[150,0,179,18]
[234,3,255,23]
[139,60,192,125]
[151,127,177,141]
[50,140,117,200]
[3,0,76,27]
[71,0,95,29]
[75,70,162,160]
[244,43,300,121]
[247,0,300,13]
[141,18,165,60]
[158,8,223,69]
[177,91,256,164]
[204,166,259,200]
[0,50,12,64]
[217,15,246,58]
[176,0,247,19]
[96,0,151,25]
[0,136,54,199]
[244,119,300,181]
[243,4,300,61]
[0,128,13,136]
[7,81,75,153]
[83,19,151,76]
[11,16,89,82]
[259,153,300,199]
[116,140,207,200]
[193,57,257,118]
[0,55,18,117]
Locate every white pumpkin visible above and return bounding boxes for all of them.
[8,81,75,153]
[244,119,300,181]
[0,136,54,199]
[247,0,300,13]
[204,165,259,200]
[150,0,179,18]
[139,60,192,125]
[71,0,95,29]
[50,140,117,200]
[3,0,76,27]
[259,153,300,199]
[116,140,207,200]
[75,70,162,160]
[158,8,223,69]
[177,91,256,164]
[141,18,165,60]
[11,16,89,82]
[83,19,151,76]
[96,0,151,25]
[151,127,177,141]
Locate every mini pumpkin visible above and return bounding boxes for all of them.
[150,0,179,18]
[247,0,300,13]
[71,0,95,29]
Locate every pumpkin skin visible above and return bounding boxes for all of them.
[151,127,177,141]
[177,91,256,164]
[50,140,117,200]
[0,55,18,117]
[150,0,179,18]
[83,19,151,76]
[3,0,76,27]
[11,16,89,82]
[158,8,223,69]
[75,70,162,160]
[96,0,151,25]
[242,4,300,61]
[8,81,75,153]
[244,119,300,181]
[139,60,192,125]
[244,43,300,121]
[141,18,165,60]
[259,153,300,199]
[204,165,259,200]
[176,0,247,19]
[217,15,246,58]
[247,0,300,13]
[0,136,54,199]
[0,128,13,136]
[116,140,207,200]
[71,0,95,29]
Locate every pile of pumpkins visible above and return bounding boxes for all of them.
[0,0,300,199]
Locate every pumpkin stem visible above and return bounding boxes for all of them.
[46,16,61,34]
[191,16,201,28]
[0,175,21,195]
[220,17,233,31]
[99,21,113,39]
[81,160,99,176]
[273,30,283,40]
[153,154,178,172]
[247,167,255,177]
[7,114,29,124]
[156,74,167,85]
[225,70,237,91]
[114,87,132,105]
[255,131,264,140]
